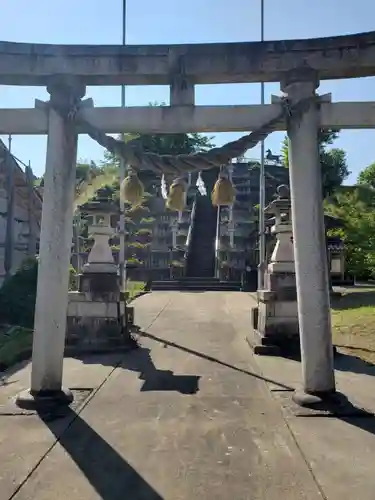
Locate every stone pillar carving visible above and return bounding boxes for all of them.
[169,51,195,106]
[170,78,195,106]
[249,185,299,354]
[17,79,85,409]
[282,70,335,400]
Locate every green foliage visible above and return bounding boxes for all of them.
[39,160,103,190]
[320,148,350,197]
[128,241,149,249]
[170,260,185,268]
[281,130,350,198]
[69,264,78,291]
[0,325,33,370]
[325,186,375,278]
[75,162,92,184]
[0,257,38,328]
[127,257,143,266]
[357,162,375,188]
[0,258,78,329]
[136,228,152,235]
[140,217,155,225]
[102,102,214,168]
[126,280,145,300]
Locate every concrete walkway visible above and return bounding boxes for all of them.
[1,291,375,499]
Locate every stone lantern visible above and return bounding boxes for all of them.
[249,185,299,355]
[79,188,119,297]
[66,188,127,351]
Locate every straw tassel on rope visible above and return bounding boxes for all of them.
[166,177,187,212]
[211,169,236,207]
[120,169,144,207]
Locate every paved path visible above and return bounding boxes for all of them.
[1,291,375,499]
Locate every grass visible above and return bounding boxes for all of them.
[331,286,375,364]
[126,280,146,300]
[74,172,117,210]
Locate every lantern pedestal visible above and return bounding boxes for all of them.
[66,189,133,353]
[248,186,300,356]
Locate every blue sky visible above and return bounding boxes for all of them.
[0,0,374,183]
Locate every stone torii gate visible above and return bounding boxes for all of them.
[2,31,375,410]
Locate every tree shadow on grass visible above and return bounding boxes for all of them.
[331,290,375,310]
[41,408,163,500]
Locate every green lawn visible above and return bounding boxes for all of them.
[331,286,375,364]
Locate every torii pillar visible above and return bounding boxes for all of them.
[16,79,85,409]
[282,69,336,404]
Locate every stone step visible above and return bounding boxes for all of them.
[151,280,242,292]
[176,277,220,282]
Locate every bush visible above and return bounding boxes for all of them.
[69,264,78,291]
[0,257,38,328]
[0,258,78,329]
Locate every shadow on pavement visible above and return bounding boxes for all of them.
[41,408,163,500]
[334,349,375,377]
[77,346,200,395]
[284,349,375,378]
[135,329,294,391]
[340,414,375,438]
[120,346,200,394]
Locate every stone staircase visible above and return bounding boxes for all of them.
[151,169,242,292]
[151,277,242,291]
[185,195,217,278]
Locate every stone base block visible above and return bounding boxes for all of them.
[248,299,300,356]
[79,271,120,302]
[257,299,299,336]
[247,326,300,357]
[265,271,296,295]
[15,387,73,411]
[267,262,295,274]
[67,292,127,352]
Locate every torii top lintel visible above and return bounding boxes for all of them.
[0,31,374,86]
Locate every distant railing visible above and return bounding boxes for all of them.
[185,197,197,251]
[184,197,197,276]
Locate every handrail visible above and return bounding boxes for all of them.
[185,197,197,250]
[183,197,198,276]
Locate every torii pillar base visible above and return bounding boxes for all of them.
[15,387,73,412]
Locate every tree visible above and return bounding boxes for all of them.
[38,160,102,188]
[281,130,350,198]
[325,186,375,278]
[357,162,375,188]
[101,102,214,170]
